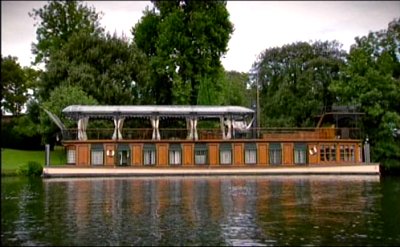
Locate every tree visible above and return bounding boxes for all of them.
[38,31,150,105]
[221,71,251,107]
[30,0,104,65]
[252,41,347,127]
[132,0,234,105]
[1,56,29,115]
[330,18,400,169]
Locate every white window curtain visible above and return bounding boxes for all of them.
[169,150,181,165]
[144,150,156,165]
[193,117,198,140]
[186,117,198,140]
[91,150,104,165]
[186,118,193,140]
[151,116,160,140]
[78,117,89,141]
[67,149,76,164]
[195,150,206,164]
[245,150,257,164]
[220,117,226,140]
[224,118,232,139]
[220,150,232,164]
[112,117,125,140]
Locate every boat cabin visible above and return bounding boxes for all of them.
[59,105,366,167]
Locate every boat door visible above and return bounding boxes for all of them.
[117,144,130,166]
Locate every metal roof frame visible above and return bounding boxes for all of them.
[62,105,255,120]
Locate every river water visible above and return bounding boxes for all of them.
[1,175,399,246]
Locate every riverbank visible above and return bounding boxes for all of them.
[1,148,65,176]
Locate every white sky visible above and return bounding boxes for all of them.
[1,1,399,73]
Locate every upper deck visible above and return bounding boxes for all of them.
[59,105,362,142]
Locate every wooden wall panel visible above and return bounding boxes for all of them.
[77,144,90,166]
[158,144,168,166]
[356,144,362,163]
[283,143,293,165]
[183,144,193,166]
[132,144,142,166]
[234,143,243,166]
[208,144,218,166]
[258,143,268,166]
[307,143,318,164]
[104,144,116,166]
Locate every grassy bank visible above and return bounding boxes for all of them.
[1,147,66,175]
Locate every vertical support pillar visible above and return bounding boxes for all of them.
[45,144,50,166]
[364,137,370,164]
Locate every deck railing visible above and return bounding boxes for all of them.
[62,127,362,141]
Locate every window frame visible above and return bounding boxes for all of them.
[169,144,182,166]
[219,143,232,165]
[320,144,337,162]
[269,143,282,165]
[143,144,156,166]
[194,143,208,165]
[244,143,257,165]
[91,144,104,166]
[294,143,307,165]
[66,146,76,165]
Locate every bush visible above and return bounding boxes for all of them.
[17,161,43,177]
[1,117,43,150]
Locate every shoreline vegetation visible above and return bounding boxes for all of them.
[1,147,65,176]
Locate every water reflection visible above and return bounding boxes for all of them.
[2,175,400,246]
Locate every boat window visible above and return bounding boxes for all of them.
[143,144,156,165]
[194,143,208,165]
[340,144,355,162]
[245,143,257,164]
[294,143,307,165]
[169,144,182,165]
[91,144,104,166]
[66,146,76,164]
[220,143,232,165]
[320,144,337,162]
[269,143,282,165]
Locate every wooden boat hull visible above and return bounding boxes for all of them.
[43,163,380,178]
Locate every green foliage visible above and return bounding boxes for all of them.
[133,0,233,105]
[1,148,66,174]
[17,161,43,177]
[330,18,400,167]
[1,117,43,150]
[197,72,224,105]
[253,41,346,127]
[30,0,104,65]
[40,84,98,145]
[39,31,150,105]
[1,56,29,115]
[221,71,252,107]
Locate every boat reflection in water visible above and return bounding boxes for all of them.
[39,175,393,246]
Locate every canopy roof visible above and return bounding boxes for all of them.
[62,105,255,119]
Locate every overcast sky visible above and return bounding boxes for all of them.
[1,1,399,72]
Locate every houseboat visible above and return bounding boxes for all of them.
[42,105,380,177]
